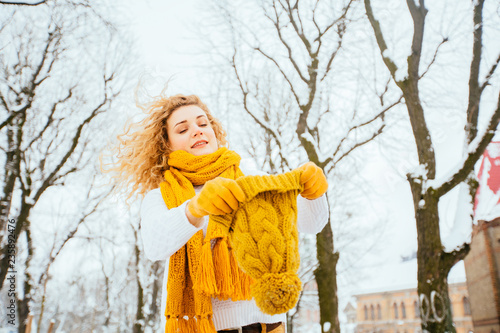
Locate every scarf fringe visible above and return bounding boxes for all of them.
[178,317,197,332]
[240,269,253,300]
[229,248,243,299]
[195,242,218,296]
[165,316,179,333]
[197,316,217,333]
[213,238,233,300]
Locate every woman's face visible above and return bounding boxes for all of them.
[166,105,218,156]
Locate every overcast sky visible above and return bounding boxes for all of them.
[123,0,208,95]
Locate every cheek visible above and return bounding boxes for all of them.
[208,128,218,142]
[205,124,216,137]
[168,134,187,150]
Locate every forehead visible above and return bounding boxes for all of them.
[168,105,207,125]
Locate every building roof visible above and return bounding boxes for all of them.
[343,302,356,313]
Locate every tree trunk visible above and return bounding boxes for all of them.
[1,114,26,290]
[133,239,145,333]
[286,312,293,333]
[413,186,455,332]
[18,225,33,333]
[0,199,31,289]
[314,218,340,333]
[0,126,18,242]
[147,261,162,329]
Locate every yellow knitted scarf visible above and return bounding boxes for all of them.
[160,148,252,333]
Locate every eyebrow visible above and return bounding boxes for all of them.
[174,115,208,128]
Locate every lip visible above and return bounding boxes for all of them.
[191,140,208,148]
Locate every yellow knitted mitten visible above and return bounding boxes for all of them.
[188,177,246,218]
[298,162,328,200]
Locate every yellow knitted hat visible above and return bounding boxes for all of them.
[211,169,304,315]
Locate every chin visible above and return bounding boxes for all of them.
[190,147,217,156]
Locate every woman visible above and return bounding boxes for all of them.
[111,93,329,333]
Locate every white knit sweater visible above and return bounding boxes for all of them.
[140,167,329,332]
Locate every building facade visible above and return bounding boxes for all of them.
[466,142,500,333]
[464,219,500,333]
[350,282,473,333]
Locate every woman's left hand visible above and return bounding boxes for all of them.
[298,162,328,200]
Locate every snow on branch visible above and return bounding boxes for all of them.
[430,91,500,197]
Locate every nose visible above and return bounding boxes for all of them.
[192,126,204,137]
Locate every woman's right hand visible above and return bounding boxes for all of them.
[187,177,246,219]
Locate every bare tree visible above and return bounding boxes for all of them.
[0,1,131,330]
[364,0,500,331]
[203,0,397,331]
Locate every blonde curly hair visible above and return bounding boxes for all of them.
[102,94,227,199]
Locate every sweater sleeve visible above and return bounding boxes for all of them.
[140,188,203,261]
[296,194,329,234]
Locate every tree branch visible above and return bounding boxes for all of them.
[441,243,470,274]
[327,123,385,173]
[26,87,74,149]
[323,97,401,168]
[466,0,485,143]
[230,50,291,169]
[435,90,500,197]
[0,0,47,5]
[254,46,302,106]
[419,37,448,80]
[320,23,345,82]
[38,180,113,285]
[281,0,312,53]
[480,52,500,94]
[263,1,308,83]
[32,80,110,204]
[316,0,353,44]
[364,0,400,81]
[0,111,15,131]
[406,0,427,81]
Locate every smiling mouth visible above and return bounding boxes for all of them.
[191,141,208,148]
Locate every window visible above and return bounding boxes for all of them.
[394,303,399,319]
[401,302,406,319]
[364,305,368,320]
[370,305,375,320]
[463,297,471,315]
[377,304,382,319]
[414,301,420,318]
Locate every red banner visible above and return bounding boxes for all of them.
[474,141,500,220]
